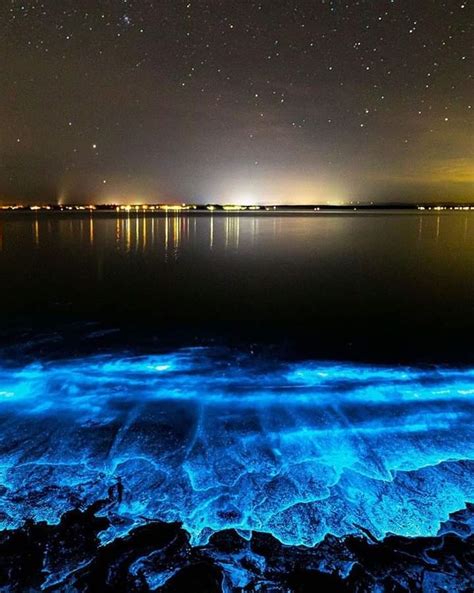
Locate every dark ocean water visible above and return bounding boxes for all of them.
[1,210,474,361]
[0,211,473,592]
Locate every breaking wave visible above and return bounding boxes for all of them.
[0,347,473,547]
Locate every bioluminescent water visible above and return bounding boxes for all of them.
[0,347,473,550]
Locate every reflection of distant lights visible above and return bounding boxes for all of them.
[34,219,39,246]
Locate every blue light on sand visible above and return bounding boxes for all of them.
[0,347,473,548]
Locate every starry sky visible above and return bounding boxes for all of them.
[0,0,472,205]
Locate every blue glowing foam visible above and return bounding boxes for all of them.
[0,348,473,548]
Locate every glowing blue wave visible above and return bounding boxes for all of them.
[0,348,473,547]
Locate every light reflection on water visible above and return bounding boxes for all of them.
[1,211,474,356]
[3,211,474,259]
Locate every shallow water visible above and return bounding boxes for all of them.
[1,347,473,548]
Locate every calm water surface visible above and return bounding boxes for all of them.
[1,211,473,361]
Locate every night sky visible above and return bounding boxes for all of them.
[1,1,472,205]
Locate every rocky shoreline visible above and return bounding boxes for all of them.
[1,495,472,593]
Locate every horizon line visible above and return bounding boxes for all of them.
[2,202,474,212]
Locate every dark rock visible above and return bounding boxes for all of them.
[0,502,473,593]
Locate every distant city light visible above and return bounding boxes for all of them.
[1,203,474,213]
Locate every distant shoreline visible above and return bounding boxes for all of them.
[1,203,474,213]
